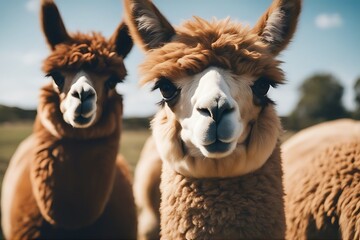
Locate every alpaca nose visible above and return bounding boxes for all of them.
[197,98,234,122]
[71,87,95,102]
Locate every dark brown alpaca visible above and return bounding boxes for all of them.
[1,0,136,238]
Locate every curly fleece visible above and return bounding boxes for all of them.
[42,32,126,77]
[285,139,360,240]
[160,145,285,240]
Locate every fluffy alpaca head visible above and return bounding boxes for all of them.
[125,0,301,178]
[40,0,132,129]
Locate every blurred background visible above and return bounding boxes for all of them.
[0,0,359,237]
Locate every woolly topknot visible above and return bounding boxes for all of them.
[42,32,126,77]
[139,17,284,85]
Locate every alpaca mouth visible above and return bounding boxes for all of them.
[203,140,232,156]
[73,115,93,126]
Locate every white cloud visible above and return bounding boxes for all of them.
[18,51,46,66]
[315,13,343,29]
[20,51,46,66]
[25,0,40,13]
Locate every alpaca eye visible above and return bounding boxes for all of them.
[251,76,271,96]
[46,71,65,89]
[106,74,120,90]
[153,77,179,102]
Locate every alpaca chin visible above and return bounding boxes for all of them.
[199,141,237,158]
[63,111,97,128]
[183,137,238,159]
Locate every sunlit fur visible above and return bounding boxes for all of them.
[0,0,136,238]
[283,119,360,240]
[126,0,301,238]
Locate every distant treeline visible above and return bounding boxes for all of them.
[0,104,151,130]
[0,105,36,123]
[122,117,151,130]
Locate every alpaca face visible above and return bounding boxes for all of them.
[173,67,242,158]
[41,0,132,129]
[125,0,301,177]
[47,70,120,128]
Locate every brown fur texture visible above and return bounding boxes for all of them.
[125,0,301,238]
[134,137,161,240]
[283,119,360,240]
[1,0,136,238]
[160,145,285,239]
[42,32,127,77]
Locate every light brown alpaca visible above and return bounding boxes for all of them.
[125,0,301,239]
[1,0,137,238]
[282,119,360,240]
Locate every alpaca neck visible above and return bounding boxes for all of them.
[29,84,123,228]
[160,144,285,239]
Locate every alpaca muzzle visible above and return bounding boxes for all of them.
[63,75,98,128]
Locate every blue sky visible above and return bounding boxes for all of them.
[0,0,359,117]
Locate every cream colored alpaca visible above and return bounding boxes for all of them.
[1,0,136,238]
[125,0,301,239]
[283,119,360,240]
[134,137,161,240]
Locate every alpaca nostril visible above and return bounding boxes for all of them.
[80,90,95,102]
[203,101,233,122]
[197,99,234,121]
[71,89,95,102]
[222,106,235,116]
[71,91,81,99]
[197,107,211,117]
[215,100,233,121]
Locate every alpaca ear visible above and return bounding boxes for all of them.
[40,0,71,50]
[109,22,133,58]
[124,0,175,51]
[252,0,301,55]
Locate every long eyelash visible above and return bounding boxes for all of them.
[152,77,169,91]
[261,79,277,89]
[255,76,279,89]
[269,81,279,88]
[152,77,180,108]
[152,83,160,92]
[110,75,124,84]
[156,99,165,106]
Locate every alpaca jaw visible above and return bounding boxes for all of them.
[179,67,243,158]
[152,105,280,178]
[61,73,98,128]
